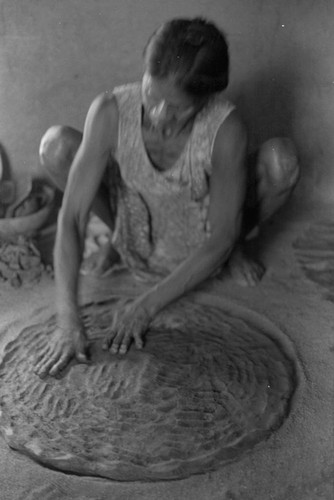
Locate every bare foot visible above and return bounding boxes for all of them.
[227,248,265,287]
[34,323,89,378]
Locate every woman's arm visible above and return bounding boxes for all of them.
[143,111,247,312]
[35,93,118,378]
[106,110,247,354]
[55,94,118,324]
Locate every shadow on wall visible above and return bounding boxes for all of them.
[0,144,12,181]
[232,40,327,198]
[234,64,298,153]
[233,41,310,145]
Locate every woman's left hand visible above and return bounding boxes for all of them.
[102,299,152,355]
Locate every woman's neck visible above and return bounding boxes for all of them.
[141,107,197,140]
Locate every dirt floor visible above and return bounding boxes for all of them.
[0,198,333,500]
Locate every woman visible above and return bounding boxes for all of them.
[35,18,299,377]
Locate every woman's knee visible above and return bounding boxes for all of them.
[256,138,300,199]
[39,125,82,190]
[252,137,300,224]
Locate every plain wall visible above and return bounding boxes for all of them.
[0,0,333,201]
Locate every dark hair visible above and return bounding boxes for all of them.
[143,17,229,100]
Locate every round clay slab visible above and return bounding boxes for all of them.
[0,299,296,481]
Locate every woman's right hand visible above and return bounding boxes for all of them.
[34,320,89,378]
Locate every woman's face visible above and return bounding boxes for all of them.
[141,72,196,128]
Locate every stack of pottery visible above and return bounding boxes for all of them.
[0,154,57,283]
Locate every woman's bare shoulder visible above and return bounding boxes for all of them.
[83,91,119,151]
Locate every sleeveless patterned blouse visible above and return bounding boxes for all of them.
[108,83,235,277]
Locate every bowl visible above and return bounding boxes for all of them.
[0,185,55,238]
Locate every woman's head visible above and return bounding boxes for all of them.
[143,17,229,102]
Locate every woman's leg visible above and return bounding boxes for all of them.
[228,137,300,285]
[39,125,115,230]
[243,137,300,237]
[39,125,120,273]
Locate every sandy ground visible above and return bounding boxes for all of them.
[0,198,333,500]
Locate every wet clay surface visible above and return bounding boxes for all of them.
[293,220,334,301]
[0,298,296,481]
